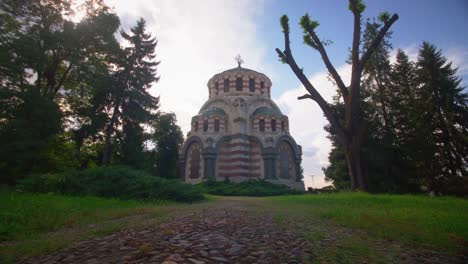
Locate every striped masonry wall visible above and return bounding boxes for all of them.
[208,74,271,98]
[252,116,289,133]
[216,138,263,179]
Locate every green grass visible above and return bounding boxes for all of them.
[266,192,468,252]
[0,189,171,263]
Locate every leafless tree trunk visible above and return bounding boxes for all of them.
[276,0,398,190]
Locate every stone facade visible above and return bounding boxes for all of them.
[179,65,305,190]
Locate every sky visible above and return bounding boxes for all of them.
[89,0,467,188]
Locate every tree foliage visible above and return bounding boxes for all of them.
[0,0,180,184]
[324,27,468,194]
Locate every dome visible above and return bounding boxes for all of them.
[200,107,226,116]
[207,65,273,98]
[253,107,282,116]
[208,66,271,86]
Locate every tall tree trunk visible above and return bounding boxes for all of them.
[346,136,365,190]
[102,103,119,165]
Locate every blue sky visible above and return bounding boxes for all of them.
[257,0,468,98]
[97,0,467,188]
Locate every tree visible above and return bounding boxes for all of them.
[147,112,184,178]
[102,18,160,165]
[415,42,468,194]
[276,0,398,190]
[0,0,120,182]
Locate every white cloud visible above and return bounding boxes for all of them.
[105,0,267,134]
[445,47,468,77]
[275,64,351,188]
[389,43,419,64]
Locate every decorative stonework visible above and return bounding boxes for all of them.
[180,65,305,190]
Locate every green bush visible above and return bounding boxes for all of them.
[199,178,303,196]
[18,166,204,202]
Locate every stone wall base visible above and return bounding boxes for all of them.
[193,176,305,191]
[264,179,305,191]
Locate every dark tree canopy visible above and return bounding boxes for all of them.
[0,0,181,184]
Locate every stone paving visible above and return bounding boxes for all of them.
[21,198,467,264]
[24,203,312,264]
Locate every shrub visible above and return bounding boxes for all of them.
[18,166,204,202]
[199,178,303,196]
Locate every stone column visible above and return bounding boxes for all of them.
[178,154,186,180]
[295,145,303,181]
[295,157,302,181]
[262,147,278,180]
[202,147,217,179]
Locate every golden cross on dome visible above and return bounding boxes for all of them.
[235,54,244,68]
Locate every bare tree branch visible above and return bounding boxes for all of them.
[53,62,73,95]
[276,22,349,145]
[360,14,399,67]
[298,94,313,100]
[305,31,349,99]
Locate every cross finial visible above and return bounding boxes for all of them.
[235,54,244,68]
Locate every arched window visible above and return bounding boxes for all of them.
[260,81,265,94]
[203,120,208,132]
[214,82,219,95]
[281,120,285,131]
[189,143,201,179]
[249,78,255,92]
[224,79,229,92]
[214,119,220,132]
[236,77,243,91]
[194,121,198,132]
[271,119,276,132]
[259,119,265,132]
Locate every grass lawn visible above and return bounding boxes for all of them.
[256,192,468,262]
[1,189,466,263]
[0,189,173,263]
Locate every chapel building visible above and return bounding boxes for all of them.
[179,59,305,190]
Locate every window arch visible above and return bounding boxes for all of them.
[214,82,219,95]
[259,119,265,132]
[203,120,208,132]
[260,81,265,94]
[271,119,276,132]
[224,79,229,92]
[189,143,201,179]
[281,120,285,131]
[249,78,255,92]
[214,119,220,132]
[279,141,295,179]
[236,77,243,91]
[194,121,198,132]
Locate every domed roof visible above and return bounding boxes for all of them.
[253,107,282,116]
[200,107,226,116]
[207,66,272,87]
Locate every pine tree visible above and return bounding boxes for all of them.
[416,42,468,194]
[102,18,160,165]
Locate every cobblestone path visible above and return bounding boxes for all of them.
[24,199,313,264]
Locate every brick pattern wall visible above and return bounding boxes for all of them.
[252,115,289,133]
[208,72,271,98]
[192,115,228,134]
[216,138,263,179]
